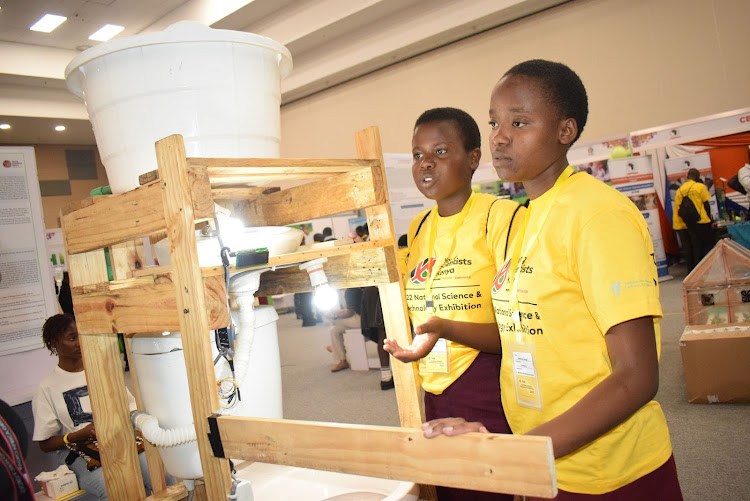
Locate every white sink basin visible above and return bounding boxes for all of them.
[235,462,419,501]
[153,226,304,267]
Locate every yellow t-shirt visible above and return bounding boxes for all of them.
[672,179,712,229]
[403,192,522,395]
[491,169,672,494]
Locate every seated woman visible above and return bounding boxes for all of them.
[31,314,161,499]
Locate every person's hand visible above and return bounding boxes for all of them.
[383,332,439,362]
[414,316,446,337]
[421,417,488,438]
[74,423,96,442]
[348,232,365,243]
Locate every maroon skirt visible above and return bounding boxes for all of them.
[424,351,512,501]
[525,455,683,501]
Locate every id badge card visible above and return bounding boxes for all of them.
[419,338,450,373]
[509,339,543,410]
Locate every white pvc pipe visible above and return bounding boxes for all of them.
[226,270,262,390]
[131,411,196,447]
[231,293,256,388]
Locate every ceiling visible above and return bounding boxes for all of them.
[0,0,567,145]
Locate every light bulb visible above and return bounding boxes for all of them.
[300,257,338,311]
[313,284,339,310]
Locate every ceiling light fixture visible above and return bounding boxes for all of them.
[0,124,11,130]
[89,24,125,42]
[30,14,67,33]
[55,125,66,132]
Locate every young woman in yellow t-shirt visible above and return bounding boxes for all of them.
[385,107,522,501]
[418,61,683,500]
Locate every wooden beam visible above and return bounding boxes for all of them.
[156,134,232,500]
[138,159,377,186]
[124,337,169,494]
[62,168,215,255]
[72,275,230,335]
[109,240,146,281]
[143,483,188,501]
[210,186,274,201]
[210,416,557,499]
[231,239,390,273]
[256,246,392,296]
[234,165,386,227]
[81,334,146,500]
[193,157,376,171]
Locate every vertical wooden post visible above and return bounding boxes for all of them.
[355,128,439,501]
[156,135,231,501]
[354,127,424,428]
[124,337,168,494]
[61,213,146,500]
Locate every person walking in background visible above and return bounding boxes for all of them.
[672,168,714,272]
[348,229,394,390]
[325,288,363,372]
[421,59,683,500]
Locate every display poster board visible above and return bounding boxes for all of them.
[568,134,631,165]
[45,228,67,271]
[384,153,434,239]
[608,156,671,280]
[0,146,59,404]
[664,153,719,222]
[630,107,750,153]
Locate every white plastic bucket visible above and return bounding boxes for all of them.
[130,305,282,479]
[65,21,292,194]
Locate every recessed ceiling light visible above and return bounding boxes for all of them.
[55,125,66,131]
[0,124,11,130]
[89,24,125,42]
[30,14,67,33]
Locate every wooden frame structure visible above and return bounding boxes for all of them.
[60,127,556,500]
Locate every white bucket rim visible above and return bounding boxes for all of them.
[64,21,293,97]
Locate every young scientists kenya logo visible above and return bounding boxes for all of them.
[491,259,512,293]
[409,257,436,285]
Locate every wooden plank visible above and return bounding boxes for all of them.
[156,134,232,500]
[72,266,230,336]
[378,281,424,425]
[62,168,215,255]
[61,195,111,217]
[80,334,146,500]
[66,250,109,289]
[211,416,557,498]
[354,127,423,421]
[139,159,377,187]
[124,336,169,494]
[131,265,224,280]
[110,240,146,281]
[232,239,390,274]
[193,157,377,170]
[354,127,434,498]
[63,181,165,254]
[256,246,392,296]
[211,186,277,200]
[234,165,385,227]
[143,483,188,501]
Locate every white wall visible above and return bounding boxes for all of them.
[279,0,750,167]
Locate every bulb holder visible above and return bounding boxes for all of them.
[299,257,329,288]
